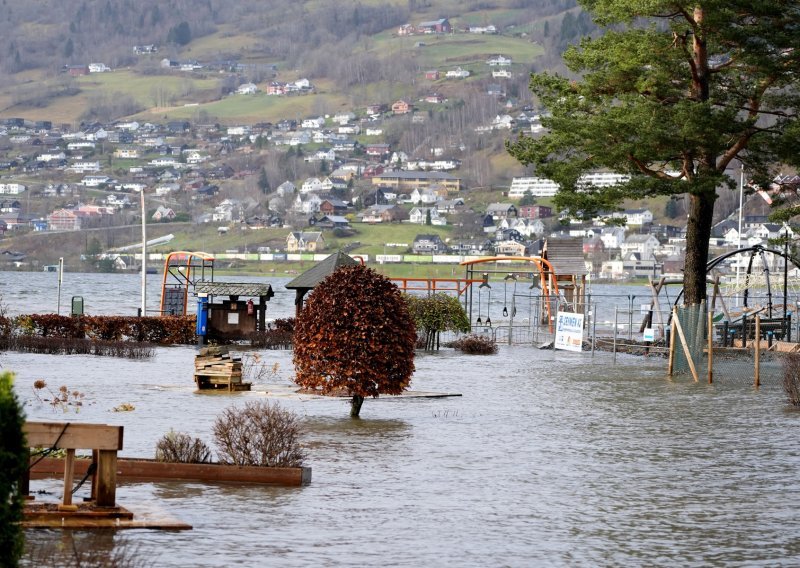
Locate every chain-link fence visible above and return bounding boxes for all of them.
[669,301,791,389]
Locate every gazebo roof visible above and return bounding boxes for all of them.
[194,282,274,299]
[285,251,360,291]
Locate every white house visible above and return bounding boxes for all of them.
[486,55,512,66]
[0,183,26,195]
[492,69,512,79]
[301,117,326,129]
[293,193,322,214]
[276,181,296,197]
[445,67,470,78]
[620,234,660,260]
[599,226,627,249]
[88,63,111,73]
[37,152,66,163]
[301,177,324,194]
[409,207,445,225]
[236,83,258,95]
[68,161,101,173]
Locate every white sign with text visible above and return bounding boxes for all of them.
[555,311,585,352]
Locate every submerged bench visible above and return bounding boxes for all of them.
[23,421,123,510]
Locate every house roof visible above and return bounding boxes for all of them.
[194,282,274,299]
[285,251,361,290]
[543,237,588,276]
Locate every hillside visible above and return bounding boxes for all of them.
[0,0,588,125]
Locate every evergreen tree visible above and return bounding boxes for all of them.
[258,168,271,194]
[0,371,26,567]
[508,0,800,306]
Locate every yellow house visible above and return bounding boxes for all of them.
[286,231,325,253]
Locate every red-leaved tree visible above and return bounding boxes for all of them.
[292,265,416,417]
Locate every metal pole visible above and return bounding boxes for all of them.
[628,295,634,341]
[784,226,789,320]
[613,306,618,364]
[56,257,64,315]
[736,163,744,306]
[140,188,147,316]
[591,304,596,357]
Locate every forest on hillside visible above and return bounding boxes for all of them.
[1,0,589,80]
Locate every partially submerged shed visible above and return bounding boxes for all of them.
[285,251,361,316]
[194,281,274,341]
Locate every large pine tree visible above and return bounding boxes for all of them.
[508,1,800,305]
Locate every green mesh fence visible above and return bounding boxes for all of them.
[673,302,706,376]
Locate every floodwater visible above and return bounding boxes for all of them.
[4,272,800,566]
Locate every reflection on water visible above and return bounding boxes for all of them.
[5,272,800,565]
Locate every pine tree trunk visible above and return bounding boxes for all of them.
[684,190,716,305]
[350,394,364,418]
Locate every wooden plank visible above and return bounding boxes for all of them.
[24,422,124,451]
[95,450,117,507]
[673,312,699,382]
[668,309,677,376]
[30,457,311,487]
[61,448,76,509]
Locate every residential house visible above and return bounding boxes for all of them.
[492,69,512,79]
[276,181,296,197]
[359,204,407,223]
[236,83,258,95]
[423,93,445,104]
[88,63,111,73]
[620,234,660,260]
[494,239,527,256]
[0,183,26,195]
[409,188,439,205]
[301,177,325,194]
[486,55,512,66]
[445,67,470,79]
[392,100,411,114]
[48,208,81,231]
[435,198,464,213]
[152,206,176,222]
[365,143,390,158]
[286,231,325,253]
[319,198,348,216]
[599,226,627,249]
[315,215,350,230]
[486,203,518,220]
[425,70,440,80]
[518,205,553,219]
[409,207,446,225]
[412,234,446,253]
[212,199,244,223]
[293,193,323,214]
[418,18,452,33]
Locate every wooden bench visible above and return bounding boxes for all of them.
[24,421,124,510]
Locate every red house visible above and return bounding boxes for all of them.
[519,205,553,219]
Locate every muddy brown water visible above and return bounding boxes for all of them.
[5,272,800,566]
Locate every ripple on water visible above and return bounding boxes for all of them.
[10,340,800,566]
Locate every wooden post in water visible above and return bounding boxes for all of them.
[668,308,677,376]
[755,315,761,388]
[707,310,713,384]
[60,448,77,511]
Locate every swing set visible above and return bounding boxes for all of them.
[460,256,561,332]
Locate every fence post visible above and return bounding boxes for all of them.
[628,295,634,341]
[668,308,677,376]
[613,306,618,364]
[591,305,597,358]
[707,310,713,384]
[755,315,761,388]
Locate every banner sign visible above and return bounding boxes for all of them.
[555,312,585,352]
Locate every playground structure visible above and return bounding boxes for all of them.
[159,251,216,316]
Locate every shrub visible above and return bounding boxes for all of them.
[450,334,498,355]
[154,431,212,463]
[293,265,416,417]
[0,371,27,567]
[783,352,800,406]
[404,293,471,351]
[213,401,305,467]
